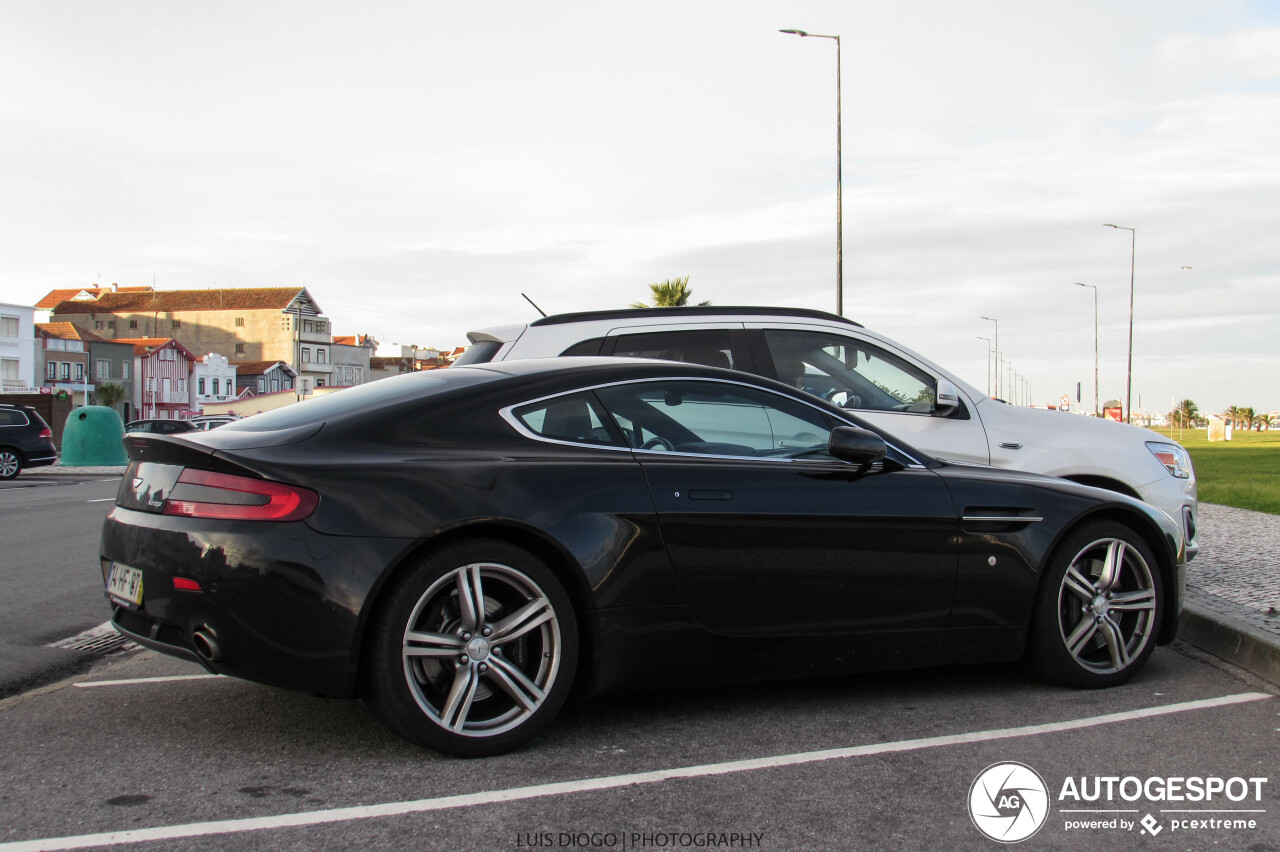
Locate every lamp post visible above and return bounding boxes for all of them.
[1104,224,1135,423]
[976,336,992,397]
[981,316,999,398]
[1074,282,1100,416]
[780,28,843,315]
[1002,359,1012,403]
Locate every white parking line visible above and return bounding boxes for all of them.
[86,498,115,503]
[75,675,223,689]
[0,691,1269,852]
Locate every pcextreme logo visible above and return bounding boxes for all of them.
[968,762,1051,843]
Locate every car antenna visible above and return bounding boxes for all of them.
[522,293,548,317]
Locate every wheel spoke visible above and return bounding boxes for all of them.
[1097,540,1125,592]
[1099,615,1131,670]
[455,565,486,632]
[1065,615,1099,658]
[440,664,481,731]
[404,630,464,657]
[1109,589,1155,612]
[490,597,554,645]
[486,654,546,712]
[1063,566,1096,603]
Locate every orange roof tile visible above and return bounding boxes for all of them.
[49,287,317,315]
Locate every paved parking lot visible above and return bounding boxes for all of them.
[1,638,1276,851]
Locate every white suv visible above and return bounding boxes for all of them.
[462,306,1198,557]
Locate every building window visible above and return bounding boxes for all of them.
[0,315,18,338]
[60,362,71,381]
[177,379,186,394]
[258,378,265,393]
[129,320,138,329]
[304,320,313,333]
[96,359,110,379]
[74,363,84,381]
[235,343,245,354]
[94,321,105,330]
[315,321,327,334]
[281,316,291,331]
[122,362,131,380]
[316,349,327,364]
[1,358,18,382]
[171,319,181,329]
[212,378,219,396]
[46,361,57,380]
[198,378,206,394]
[235,317,244,327]
[301,347,311,362]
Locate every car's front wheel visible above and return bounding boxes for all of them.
[0,448,22,480]
[364,540,578,757]
[1027,521,1163,688]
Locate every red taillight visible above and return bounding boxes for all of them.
[173,577,203,591]
[162,469,318,522]
[38,427,52,439]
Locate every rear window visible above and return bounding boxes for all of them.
[218,367,503,432]
[453,341,503,366]
[0,409,30,427]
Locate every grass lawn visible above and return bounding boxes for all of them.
[1150,427,1280,515]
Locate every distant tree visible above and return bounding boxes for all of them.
[1169,399,1200,429]
[95,382,127,410]
[630,276,709,308]
[1224,405,1242,429]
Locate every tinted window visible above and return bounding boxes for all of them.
[595,380,836,459]
[610,329,735,370]
[0,409,29,427]
[764,330,937,413]
[559,337,604,356]
[511,392,622,446]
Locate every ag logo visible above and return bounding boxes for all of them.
[968,762,1050,843]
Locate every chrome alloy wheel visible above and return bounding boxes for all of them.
[1056,537,1157,674]
[0,450,19,479]
[401,562,562,738]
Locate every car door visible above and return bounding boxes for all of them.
[592,378,959,636]
[746,323,992,465]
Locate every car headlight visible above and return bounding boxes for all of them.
[1146,441,1193,479]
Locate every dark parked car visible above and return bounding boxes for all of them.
[124,418,197,435]
[0,403,57,479]
[100,359,1185,756]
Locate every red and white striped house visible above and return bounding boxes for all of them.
[117,338,196,420]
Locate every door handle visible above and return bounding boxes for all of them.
[687,490,732,501]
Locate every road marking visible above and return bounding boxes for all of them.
[75,675,223,689]
[86,498,115,503]
[0,691,1269,851]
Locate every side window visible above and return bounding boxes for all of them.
[559,337,604,356]
[609,329,735,370]
[594,380,835,459]
[764,330,937,414]
[510,392,623,446]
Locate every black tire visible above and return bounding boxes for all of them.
[1026,520,1163,688]
[363,540,578,757]
[0,448,21,480]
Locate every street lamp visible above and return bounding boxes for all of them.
[780,28,843,315]
[980,316,999,398]
[976,336,992,397]
[1104,224,1136,424]
[1074,282,1099,416]
[1002,359,1012,403]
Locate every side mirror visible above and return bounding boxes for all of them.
[828,426,887,467]
[934,379,959,416]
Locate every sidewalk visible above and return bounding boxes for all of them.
[31,463,1280,685]
[1181,503,1280,685]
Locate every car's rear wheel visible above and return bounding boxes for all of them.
[364,540,578,757]
[1027,521,1163,688]
[0,449,22,480]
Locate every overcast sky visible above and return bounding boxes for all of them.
[3,1,1278,415]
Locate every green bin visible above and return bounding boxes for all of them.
[60,406,128,467]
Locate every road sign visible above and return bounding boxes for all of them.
[1060,394,1070,410]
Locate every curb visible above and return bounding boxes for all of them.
[1179,600,1280,687]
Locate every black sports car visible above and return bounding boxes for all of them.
[100,358,1185,756]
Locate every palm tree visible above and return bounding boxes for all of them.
[1225,406,1242,429]
[95,382,127,411]
[630,276,709,308]
[1170,399,1199,429]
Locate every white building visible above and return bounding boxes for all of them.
[0,303,37,391]
[191,353,238,413]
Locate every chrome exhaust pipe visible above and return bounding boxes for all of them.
[192,627,222,663]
